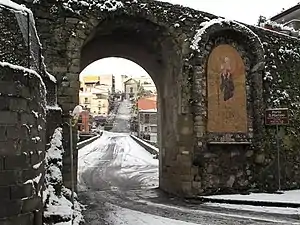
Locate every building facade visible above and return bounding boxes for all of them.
[270,3,300,30]
[124,78,139,99]
[138,110,157,143]
[79,75,110,116]
[137,95,157,143]
[136,75,156,94]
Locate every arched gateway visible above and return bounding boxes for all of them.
[17,0,300,197]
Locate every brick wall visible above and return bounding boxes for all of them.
[0,64,46,225]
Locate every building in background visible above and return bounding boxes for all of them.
[136,75,156,94]
[137,95,157,143]
[270,3,300,30]
[124,78,139,99]
[79,75,111,116]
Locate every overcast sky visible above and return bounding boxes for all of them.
[81,0,299,79]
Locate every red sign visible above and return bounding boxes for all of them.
[265,108,289,125]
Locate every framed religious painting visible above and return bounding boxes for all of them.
[206,44,252,144]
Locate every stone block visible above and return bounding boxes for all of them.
[0,83,17,96]
[10,183,34,200]
[22,167,43,182]
[0,126,6,141]
[0,212,34,225]
[0,199,22,218]
[21,197,42,213]
[0,97,9,111]
[9,98,28,112]
[0,112,18,125]
[179,174,193,182]
[0,186,11,200]
[192,181,202,190]
[0,170,22,186]
[6,125,30,141]
[20,113,36,126]
[180,181,192,194]
[4,154,30,170]
[20,88,31,100]
[0,140,22,155]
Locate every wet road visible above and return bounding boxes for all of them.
[77,100,300,225]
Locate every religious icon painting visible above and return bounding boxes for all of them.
[206,44,247,133]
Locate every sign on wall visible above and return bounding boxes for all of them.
[265,107,289,191]
[265,108,289,126]
[207,44,248,133]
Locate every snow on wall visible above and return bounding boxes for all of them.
[190,18,262,51]
[0,0,56,83]
[0,0,31,13]
[44,127,84,225]
[0,61,46,90]
[262,40,300,108]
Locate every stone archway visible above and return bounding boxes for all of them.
[65,11,195,196]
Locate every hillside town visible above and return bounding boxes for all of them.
[78,73,158,145]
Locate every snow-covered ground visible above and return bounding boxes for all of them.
[78,131,159,191]
[78,100,299,225]
[106,203,200,225]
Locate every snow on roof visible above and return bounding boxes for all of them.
[124,78,139,84]
[139,109,157,113]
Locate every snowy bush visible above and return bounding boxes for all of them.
[43,127,85,225]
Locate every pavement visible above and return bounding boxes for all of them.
[77,99,300,225]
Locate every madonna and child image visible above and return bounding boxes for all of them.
[220,56,235,102]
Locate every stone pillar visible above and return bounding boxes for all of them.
[0,64,46,225]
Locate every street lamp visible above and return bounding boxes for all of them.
[67,105,83,215]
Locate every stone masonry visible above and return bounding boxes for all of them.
[0,2,57,224]
[15,0,300,198]
[0,64,46,225]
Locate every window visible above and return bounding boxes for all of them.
[151,126,157,133]
[144,114,150,123]
[84,97,88,104]
[144,127,148,132]
[130,87,133,93]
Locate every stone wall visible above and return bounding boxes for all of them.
[0,5,28,67]
[0,64,46,225]
[190,20,300,195]
[254,27,300,190]
[15,0,300,197]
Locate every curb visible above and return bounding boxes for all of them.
[77,133,101,149]
[130,134,159,158]
[187,196,300,208]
